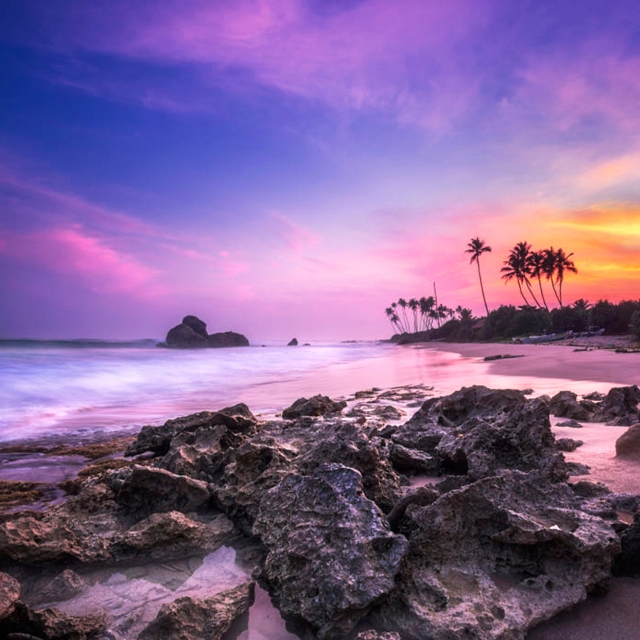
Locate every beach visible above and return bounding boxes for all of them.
[1,337,640,639]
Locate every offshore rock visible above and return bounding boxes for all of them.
[615,423,640,458]
[182,314,208,338]
[253,464,407,639]
[287,338,299,346]
[207,331,250,348]
[126,404,257,458]
[282,394,347,419]
[166,322,209,348]
[138,581,255,640]
[165,315,249,349]
[392,387,567,482]
[372,471,620,640]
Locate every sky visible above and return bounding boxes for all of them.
[1,0,640,341]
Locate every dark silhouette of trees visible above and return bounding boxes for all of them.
[465,238,492,317]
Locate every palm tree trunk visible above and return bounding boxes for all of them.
[537,276,549,311]
[476,261,490,316]
[524,278,543,309]
[516,279,531,306]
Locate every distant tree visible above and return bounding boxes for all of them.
[465,238,492,317]
[408,298,419,333]
[501,242,536,306]
[554,248,578,307]
[397,298,410,332]
[526,250,549,311]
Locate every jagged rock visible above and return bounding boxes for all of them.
[126,404,257,458]
[549,391,594,421]
[112,511,235,562]
[253,464,407,639]
[393,388,566,482]
[137,581,255,640]
[295,422,403,512]
[615,423,640,458]
[356,632,402,640]
[0,601,107,639]
[182,314,208,338]
[556,419,583,428]
[287,338,298,346]
[166,323,209,348]
[110,465,211,520]
[213,436,299,535]
[207,331,249,348]
[388,443,438,474]
[556,437,583,452]
[372,471,620,640]
[386,485,440,533]
[282,395,347,419]
[0,571,20,620]
[566,461,591,476]
[596,385,640,425]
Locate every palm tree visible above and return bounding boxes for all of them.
[554,248,577,307]
[419,296,435,331]
[465,238,491,317]
[397,298,410,333]
[385,307,402,334]
[501,242,542,308]
[408,298,419,333]
[526,250,549,311]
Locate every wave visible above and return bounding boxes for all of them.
[0,338,160,349]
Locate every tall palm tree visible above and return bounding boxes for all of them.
[408,298,419,333]
[526,250,549,311]
[465,238,491,317]
[554,248,577,307]
[419,296,435,331]
[542,248,561,307]
[385,307,402,334]
[397,298,410,333]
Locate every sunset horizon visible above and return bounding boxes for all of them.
[1,0,639,341]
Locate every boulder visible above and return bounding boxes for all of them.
[555,437,583,452]
[287,338,298,346]
[596,385,640,425]
[615,423,640,458]
[33,569,85,605]
[282,394,347,419]
[372,470,620,640]
[207,331,249,348]
[137,581,255,640]
[253,464,407,639]
[166,323,208,348]
[549,390,594,421]
[182,314,208,338]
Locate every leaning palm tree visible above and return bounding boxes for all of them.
[385,307,401,334]
[408,298,419,333]
[465,238,491,317]
[554,248,577,307]
[397,298,410,332]
[502,242,542,308]
[542,248,561,306]
[526,250,549,311]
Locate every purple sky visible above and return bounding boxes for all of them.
[1,0,640,340]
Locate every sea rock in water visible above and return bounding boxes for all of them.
[0,571,20,620]
[253,463,407,639]
[372,470,620,639]
[615,423,640,458]
[166,322,209,348]
[138,581,255,640]
[182,314,208,338]
[282,394,347,419]
[287,337,298,346]
[207,331,250,348]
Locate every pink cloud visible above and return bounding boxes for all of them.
[269,211,318,254]
[0,226,165,297]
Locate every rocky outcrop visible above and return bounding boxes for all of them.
[372,470,620,640]
[287,338,298,346]
[549,386,640,426]
[165,315,249,349]
[138,581,255,640]
[549,390,595,421]
[615,423,640,458]
[253,464,407,639]
[282,394,347,419]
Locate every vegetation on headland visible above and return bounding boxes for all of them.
[386,239,640,343]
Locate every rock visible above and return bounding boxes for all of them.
[615,423,640,458]
[0,601,107,640]
[393,387,567,482]
[137,581,255,640]
[207,331,249,348]
[125,404,257,458]
[166,323,209,348]
[567,461,591,476]
[111,465,211,520]
[0,571,20,621]
[282,394,347,419]
[372,470,620,640]
[555,437,583,452]
[356,632,402,640]
[113,511,235,562]
[556,419,583,428]
[182,314,208,338]
[253,464,407,639]
[287,338,298,346]
[34,570,85,604]
[596,385,640,425]
[549,391,594,421]
[388,443,438,474]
